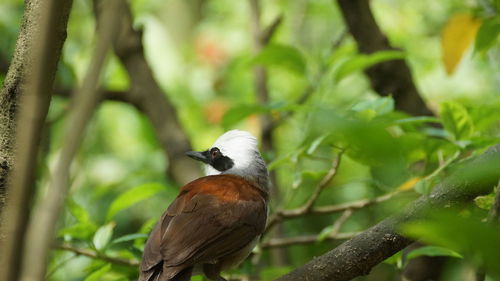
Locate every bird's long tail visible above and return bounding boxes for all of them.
[139,263,193,281]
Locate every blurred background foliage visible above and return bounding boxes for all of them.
[1,0,500,280]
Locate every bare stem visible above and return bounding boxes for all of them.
[55,243,139,267]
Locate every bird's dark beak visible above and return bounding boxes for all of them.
[185,150,211,164]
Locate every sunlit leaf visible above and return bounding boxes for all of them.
[407,246,463,261]
[474,193,495,210]
[307,134,329,155]
[260,266,294,281]
[440,101,474,141]
[397,177,421,191]
[334,50,405,82]
[252,43,306,75]
[60,198,97,240]
[106,182,166,221]
[83,263,111,281]
[474,16,500,54]
[383,251,403,268]
[93,222,116,251]
[221,102,290,129]
[394,116,441,125]
[441,13,481,75]
[111,233,149,245]
[351,96,395,120]
[317,225,334,242]
[67,198,94,225]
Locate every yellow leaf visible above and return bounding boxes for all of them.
[398,177,421,191]
[441,14,481,75]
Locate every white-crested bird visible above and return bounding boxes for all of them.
[139,130,269,281]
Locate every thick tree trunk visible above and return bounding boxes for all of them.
[0,0,72,227]
[0,0,73,279]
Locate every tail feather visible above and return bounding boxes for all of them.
[139,262,193,281]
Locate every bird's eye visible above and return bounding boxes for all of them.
[211,148,220,158]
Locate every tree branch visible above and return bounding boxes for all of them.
[302,150,343,213]
[55,243,139,267]
[248,0,288,266]
[109,0,202,185]
[262,231,359,249]
[336,0,433,116]
[276,144,500,281]
[0,0,73,279]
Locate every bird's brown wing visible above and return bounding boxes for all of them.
[140,183,267,280]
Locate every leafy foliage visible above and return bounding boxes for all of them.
[1,0,498,280]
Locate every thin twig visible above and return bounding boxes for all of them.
[312,190,403,215]
[261,14,283,44]
[303,150,344,212]
[330,209,354,237]
[261,232,359,249]
[266,189,404,233]
[55,243,139,267]
[265,151,344,233]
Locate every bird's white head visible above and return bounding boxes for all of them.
[186,130,269,190]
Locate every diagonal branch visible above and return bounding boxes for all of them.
[275,144,500,281]
[108,0,202,185]
[302,150,343,213]
[265,151,345,233]
[55,243,139,267]
[336,0,433,116]
[262,231,359,249]
[248,0,288,266]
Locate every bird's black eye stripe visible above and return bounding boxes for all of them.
[208,147,234,171]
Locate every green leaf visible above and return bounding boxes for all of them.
[67,198,94,225]
[111,233,149,245]
[407,246,463,261]
[93,222,116,251]
[334,50,405,82]
[60,198,97,240]
[401,210,500,279]
[83,263,111,281]
[306,134,329,155]
[440,101,474,141]
[59,223,97,240]
[252,44,306,75]
[475,16,500,54]
[394,116,441,125]
[260,266,294,281]
[474,193,495,210]
[317,225,334,242]
[106,182,166,221]
[351,96,394,120]
[221,102,290,129]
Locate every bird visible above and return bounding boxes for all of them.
[139,130,269,281]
